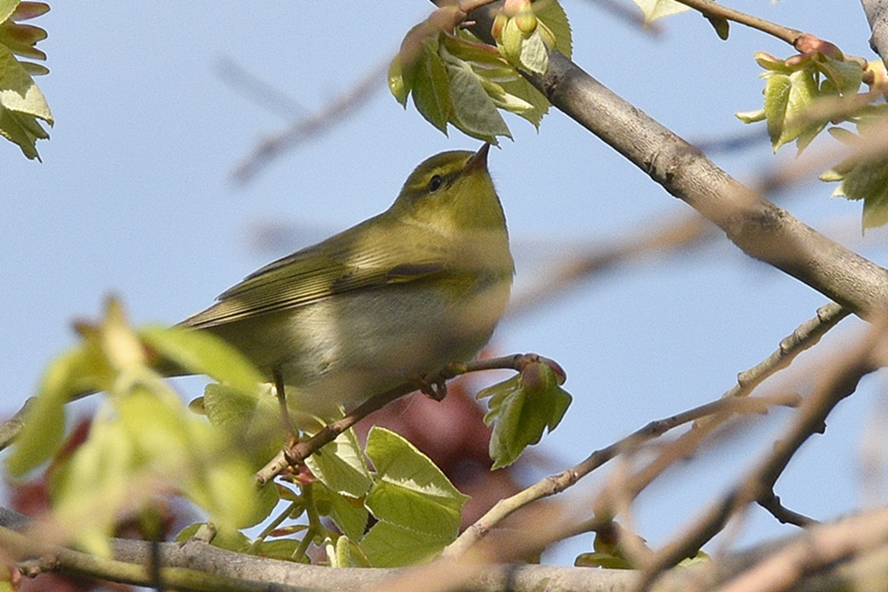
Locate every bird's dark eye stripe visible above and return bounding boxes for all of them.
[428,175,444,192]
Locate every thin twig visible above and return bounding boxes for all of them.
[671,0,803,45]
[757,492,818,528]
[0,397,34,452]
[216,57,308,120]
[728,302,850,399]
[231,59,388,184]
[713,505,888,592]
[635,321,888,591]
[577,303,850,532]
[457,300,850,564]
[507,213,715,319]
[444,391,798,559]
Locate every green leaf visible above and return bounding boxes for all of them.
[479,361,572,469]
[387,56,408,106]
[575,551,635,569]
[0,100,48,157]
[632,0,690,24]
[0,4,51,159]
[826,155,888,230]
[314,482,369,541]
[254,538,303,561]
[328,535,371,568]
[763,68,821,152]
[360,521,452,567]
[0,21,46,60]
[361,427,468,565]
[119,390,262,529]
[816,54,863,96]
[48,409,130,556]
[445,60,511,143]
[409,36,453,134]
[0,1,19,24]
[705,15,730,40]
[304,427,373,499]
[202,382,281,470]
[365,427,467,524]
[677,549,711,568]
[0,46,49,158]
[536,0,572,57]
[735,108,766,124]
[754,52,792,73]
[6,347,98,476]
[518,29,548,75]
[49,389,262,555]
[445,31,549,126]
[140,325,265,394]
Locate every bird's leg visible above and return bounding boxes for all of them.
[421,378,448,401]
[415,362,465,401]
[273,369,298,445]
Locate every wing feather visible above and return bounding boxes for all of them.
[183,215,449,328]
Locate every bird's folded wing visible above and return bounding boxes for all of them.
[183,222,448,328]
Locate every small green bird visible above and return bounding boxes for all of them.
[182,144,513,419]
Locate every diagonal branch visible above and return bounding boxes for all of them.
[861,0,888,62]
[634,320,888,590]
[455,5,888,319]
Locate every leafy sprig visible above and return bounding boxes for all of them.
[0,0,51,159]
[388,0,570,143]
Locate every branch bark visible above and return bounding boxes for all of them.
[861,0,888,62]
[460,5,888,319]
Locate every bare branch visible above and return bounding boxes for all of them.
[231,60,388,184]
[0,508,639,592]
[861,0,888,62]
[729,302,851,399]
[713,506,888,592]
[757,492,818,528]
[635,321,888,590]
[444,391,798,560]
[672,0,804,45]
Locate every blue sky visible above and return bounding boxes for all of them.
[3,1,886,564]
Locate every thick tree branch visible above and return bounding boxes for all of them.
[0,507,637,592]
[458,5,888,319]
[532,52,888,317]
[861,0,888,62]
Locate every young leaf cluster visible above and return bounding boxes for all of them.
[477,358,572,469]
[820,107,888,229]
[197,424,468,568]
[0,0,51,159]
[388,1,571,144]
[492,0,572,76]
[5,299,266,557]
[737,41,888,230]
[736,48,866,153]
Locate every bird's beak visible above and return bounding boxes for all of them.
[464,143,491,174]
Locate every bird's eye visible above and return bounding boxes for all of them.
[428,175,443,193]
